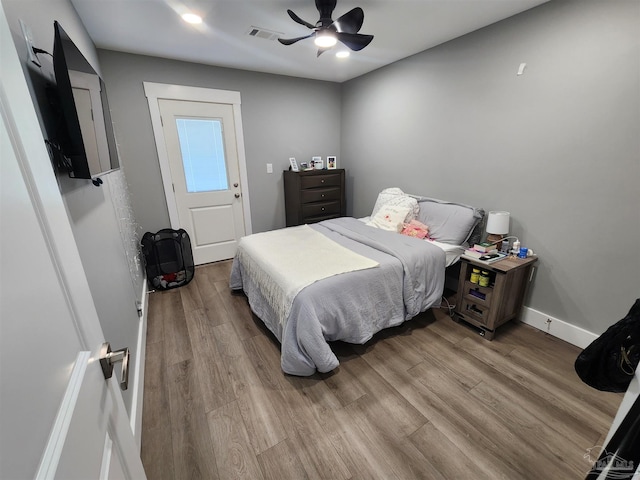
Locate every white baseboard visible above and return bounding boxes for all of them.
[129,280,148,452]
[520,306,598,349]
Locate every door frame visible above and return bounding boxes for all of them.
[144,82,252,236]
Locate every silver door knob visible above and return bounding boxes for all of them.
[233,183,239,187]
[235,193,241,198]
[99,342,130,390]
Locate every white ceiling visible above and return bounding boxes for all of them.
[70,0,549,83]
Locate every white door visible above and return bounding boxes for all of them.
[158,98,245,264]
[0,8,146,479]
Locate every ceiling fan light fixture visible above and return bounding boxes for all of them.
[278,1,373,54]
[182,13,203,24]
[314,31,337,48]
[336,50,350,58]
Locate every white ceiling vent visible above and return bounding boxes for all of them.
[246,26,282,41]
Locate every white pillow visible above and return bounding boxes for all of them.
[366,204,411,232]
[371,188,419,221]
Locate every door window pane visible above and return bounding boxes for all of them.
[176,118,228,193]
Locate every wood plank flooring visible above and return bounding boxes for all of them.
[141,260,622,479]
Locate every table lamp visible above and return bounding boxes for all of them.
[485,211,510,245]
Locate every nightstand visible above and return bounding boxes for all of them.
[454,255,538,339]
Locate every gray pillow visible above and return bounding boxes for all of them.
[413,196,484,245]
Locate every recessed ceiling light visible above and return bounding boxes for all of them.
[182,13,202,24]
[336,51,350,58]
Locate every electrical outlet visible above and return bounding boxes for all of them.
[266,163,273,174]
[19,19,40,67]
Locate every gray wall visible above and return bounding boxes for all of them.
[97,50,342,234]
[2,0,144,414]
[341,0,640,334]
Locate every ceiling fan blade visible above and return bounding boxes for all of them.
[278,33,315,46]
[331,7,364,34]
[336,32,374,51]
[286,9,315,29]
[315,0,337,23]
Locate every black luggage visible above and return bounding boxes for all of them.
[141,228,194,290]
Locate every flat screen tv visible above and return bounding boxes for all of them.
[53,21,119,183]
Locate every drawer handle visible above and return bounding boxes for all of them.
[321,194,325,198]
[321,179,325,183]
[321,207,325,211]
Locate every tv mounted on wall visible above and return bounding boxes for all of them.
[52,21,119,185]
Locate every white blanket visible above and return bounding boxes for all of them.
[237,225,379,325]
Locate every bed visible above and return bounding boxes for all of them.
[230,189,484,376]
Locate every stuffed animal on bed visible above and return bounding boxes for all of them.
[400,219,430,239]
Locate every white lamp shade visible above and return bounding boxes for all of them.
[486,211,510,235]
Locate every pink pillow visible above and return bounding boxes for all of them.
[401,220,429,239]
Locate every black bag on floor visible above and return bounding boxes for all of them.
[575,299,640,393]
[141,229,194,290]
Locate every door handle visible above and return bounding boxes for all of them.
[99,342,130,391]
[233,183,239,188]
[235,193,241,198]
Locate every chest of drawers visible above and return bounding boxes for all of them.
[283,169,346,226]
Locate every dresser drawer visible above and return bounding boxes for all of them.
[302,213,340,224]
[300,187,341,204]
[301,201,340,218]
[300,174,342,189]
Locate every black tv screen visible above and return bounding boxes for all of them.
[53,21,119,180]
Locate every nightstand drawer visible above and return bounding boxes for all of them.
[300,187,341,204]
[300,174,342,189]
[462,281,493,308]
[461,299,489,325]
[302,201,340,218]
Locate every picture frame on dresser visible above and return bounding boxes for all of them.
[327,156,337,169]
[289,157,299,172]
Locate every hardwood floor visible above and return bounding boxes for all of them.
[141,260,622,479]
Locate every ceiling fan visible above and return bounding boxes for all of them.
[278,0,374,56]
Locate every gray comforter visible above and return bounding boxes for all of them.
[230,217,446,376]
